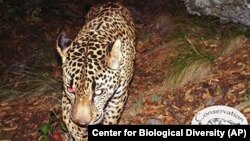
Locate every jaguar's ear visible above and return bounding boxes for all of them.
[56,33,72,63]
[106,39,122,70]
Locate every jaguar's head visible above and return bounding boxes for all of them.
[57,33,122,125]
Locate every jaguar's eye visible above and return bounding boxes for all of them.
[95,89,103,95]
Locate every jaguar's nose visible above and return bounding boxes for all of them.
[71,107,92,125]
[71,98,92,125]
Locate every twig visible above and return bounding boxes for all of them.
[52,109,62,122]
[2,124,18,131]
[200,37,207,47]
[184,35,200,55]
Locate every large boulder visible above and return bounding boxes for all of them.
[183,0,250,26]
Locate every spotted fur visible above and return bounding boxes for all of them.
[56,2,135,141]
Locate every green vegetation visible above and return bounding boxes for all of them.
[150,94,162,103]
[38,110,67,141]
[166,41,214,90]
[142,31,151,43]
[132,96,143,112]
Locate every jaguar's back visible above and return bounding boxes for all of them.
[56,2,135,141]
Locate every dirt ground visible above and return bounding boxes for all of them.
[0,0,249,141]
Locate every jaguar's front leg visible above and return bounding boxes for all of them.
[103,90,128,125]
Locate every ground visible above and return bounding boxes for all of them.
[0,0,250,141]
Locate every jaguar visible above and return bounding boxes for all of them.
[56,2,135,141]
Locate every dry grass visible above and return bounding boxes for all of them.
[220,35,247,57]
[164,57,212,91]
[0,63,62,102]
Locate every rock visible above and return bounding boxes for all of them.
[145,118,162,125]
[183,0,250,26]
